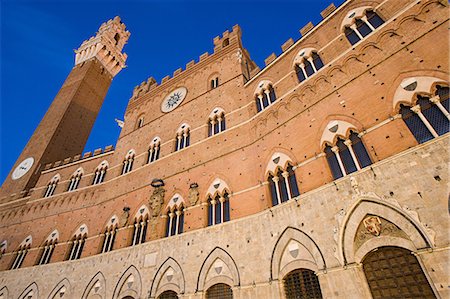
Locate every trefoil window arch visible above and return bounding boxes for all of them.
[67,168,83,192]
[266,153,300,206]
[37,230,58,265]
[121,150,136,175]
[67,224,87,261]
[342,8,384,45]
[294,48,324,83]
[175,124,190,151]
[10,236,32,270]
[255,80,277,113]
[148,137,161,163]
[92,161,108,185]
[206,179,231,226]
[131,206,149,246]
[165,194,185,237]
[208,108,226,136]
[44,174,60,198]
[101,215,119,253]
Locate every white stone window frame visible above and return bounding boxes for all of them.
[68,167,84,192]
[208,107,226,136]
[206,178,231,226]
[254,80,276,112]
[11,235,32,270]
[293,48,323,81]
[38,229,59,265]
[175,123,191,151]
[68,224,88,261]
[321,121,365,177]
[44,174,61,198]
[132,205,150,246]
[341,7,381,45]
[148,137,161,163]
[92,161,109,185]
[165,194,186,237]
[121,149,136,175]
[393,77,450,138]
[266,153,297,206]
[101,215,119,253]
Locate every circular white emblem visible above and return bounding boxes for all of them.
[12,157,34,180]
[161,87,187,113]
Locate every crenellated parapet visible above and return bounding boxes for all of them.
[74,16,130,77]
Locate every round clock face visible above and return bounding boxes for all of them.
[161,87,187,113]
[12,157,34,180]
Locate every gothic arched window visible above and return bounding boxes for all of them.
[175,124,190,151]
[166,207,184,237]
[67,168,83,192]
[283,268,323,299]
[67,225,87,261]
[208,108,226,136]
[294,49,324,83]
[44,174,60,198]
[10,236,32,270]
[343,9,384,45]
[37,230,58,265]
[92,161,108,185]
[268,164,300,206]
[207,192,230,226]
[148,137,161,163]
[101,215,119,253]
[131,206,149,246]
[121,150,135,175]
[255,81,277,113]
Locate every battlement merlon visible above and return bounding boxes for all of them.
[74,16,130,77]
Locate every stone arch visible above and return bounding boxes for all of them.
[112,265,142,299]
[196,247,240,292]
[338,196,433,265]
[165,193,186,212]
[265,152,297,176]
[270,227,326,281]
[340,6,375,31]
[47,278,71,299]
[18,282,38,299]
[81,271,106,299]
[0,286,8,299]
[205,178,231,199]
[149,257,185,298]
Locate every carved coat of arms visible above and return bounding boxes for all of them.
[363,216,382,236]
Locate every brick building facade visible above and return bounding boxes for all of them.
[0,0,448,298]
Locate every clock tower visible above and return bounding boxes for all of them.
[0,16,130,200]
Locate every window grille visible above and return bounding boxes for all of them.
[37,241,56,265]
[68,235,86,260]
[283,268,323,299]
[206,283,233,299]
[363,246,436,299]
[132,218,148,245]
[10,247,28,269]
[207,192,230,226]
[158,290,178,299]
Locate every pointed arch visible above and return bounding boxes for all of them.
[133,204,150,221]
[149,257,186,298]
[112,265,142,299]
[206,178,230,198]
[338,196,434,265]
[270,227,326,281]
[320,120,358,149]
[18,282,38,299]
[265,152,296,176]
[196,247,240,292]
[48,278,71,299]
[81,271,106,299]
[0,286,8,299]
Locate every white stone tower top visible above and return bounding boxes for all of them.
[74,16,130,77]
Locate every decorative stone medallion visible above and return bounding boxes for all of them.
[12,157,34,180]
[363,216,382,236]
[161,87,187,113]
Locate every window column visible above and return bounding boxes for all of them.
[174,210,181,235]
[168,212,174,237]
[219,196,225,224]
[257,94,264,110]
[307,57,317,73]
[211,197,216,223]
[282,171,292,200]
[344,139,361,170]
[298,63,307,79]
[272,176,282,205]
[350,23,364,39]
[361,15,375,31]
[410,105,439,137]
[430,95,450,120]
[332,146,347,176]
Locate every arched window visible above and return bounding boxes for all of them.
[400,90,450,144]
[363,246,435,298]
[92,161,108,185]
[148,137,161,163]
[67,225,87,261]
[101,215,118,253]
[211,77,219,89]
[324,130,372,179]
[131,206,149,246]
[37,230,58,265]
[206,283,233,299]
[283,268,323,299]
[294,49,324,83]
[10,236,32,270]
[255,80,277,112]
[268,164,300,206]
[343,9,384,45]
[208,108,226,136]
[206,179,231,226]
[175,124,190,151]
[67,168,83,192]
[136,116,144,128]
[44,174,60,198]
[121,150,135,175]
[165,194,185,237]
[158,290,178,299]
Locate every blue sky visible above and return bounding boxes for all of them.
[0,0,344,185]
